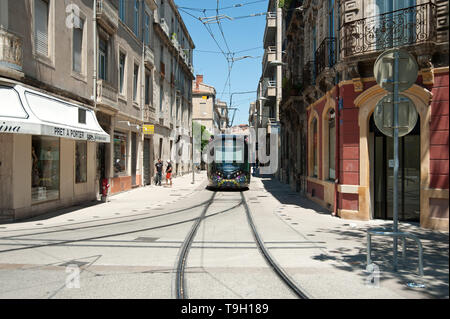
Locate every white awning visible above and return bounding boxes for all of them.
[0,85,110,143]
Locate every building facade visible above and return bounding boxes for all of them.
[152,0,195,178]
[257,0,283,174]
[215,99,229,133]
[192,74,219,134]
[0,0,194,222]
[278,0,449,230]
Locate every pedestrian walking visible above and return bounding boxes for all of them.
[166,160,173,187]
[155,159,163,186]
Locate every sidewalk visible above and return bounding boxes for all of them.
[244,175,449,299]
[2,171,208,230]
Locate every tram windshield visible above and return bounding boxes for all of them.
[215,146,244,163]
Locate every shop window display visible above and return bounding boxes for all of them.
[31,136,60,203]
[76,141,87,183]
[114,132,127,174]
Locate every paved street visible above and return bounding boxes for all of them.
[0,172,448,299]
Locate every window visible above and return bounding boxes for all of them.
[133,64,139,102]
[114,132,127,174]
[72,17,84,73]
[119,52,126,94]
[145,72,150,105]
[78,108,86,124]
[328,109,336,180]
[119,0,125,22]
[32,136,59,203]
[134,0,139,36]
[99,36,108,80]
[75,141,87,183]
[160,0,165,19]
[34,0,49,56]
[160,83,164,112]
[144,12,150,45]
[312,117,318,177]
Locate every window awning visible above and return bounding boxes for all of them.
[0,85,110,143]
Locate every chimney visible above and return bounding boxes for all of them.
[196,75,204,89]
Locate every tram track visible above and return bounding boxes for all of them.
[175,190,311,299]
[0,191,243,254]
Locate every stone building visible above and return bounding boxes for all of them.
[0,0,194,222]
[152,0,195,178]
[278,0,449,230]
[257,0,283,171]
[192,74,219,134]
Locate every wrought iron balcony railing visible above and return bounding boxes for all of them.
[302,61,315,88]
[315,37,336,76]
[341,2,437,58]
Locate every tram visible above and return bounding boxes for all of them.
[206,134,250,189]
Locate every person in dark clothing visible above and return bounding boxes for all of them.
[155,159,163,186]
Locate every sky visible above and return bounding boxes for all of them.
[174,0,268,126]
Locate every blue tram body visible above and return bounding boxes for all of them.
[207,134,250,189]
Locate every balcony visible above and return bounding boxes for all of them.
[341,2,437,58]
[144,46,154,67]
[262,78,276,98]
[263,12,277,48]
[97,80,118,105]
[171,34,180,52]
[159,18,170,38]
[262,46,276,76]
[315,37,336,77]
[0,28,23,74]
[96,0,119,34]
[302,61,315,88]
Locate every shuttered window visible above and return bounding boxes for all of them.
[72,18,84,73]
[99,37,108,80]
[35,0,49,56]
[133,64,139,102]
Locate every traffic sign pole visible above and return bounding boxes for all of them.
[393,50,400,272]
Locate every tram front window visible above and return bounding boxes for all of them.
[215,147,244,163]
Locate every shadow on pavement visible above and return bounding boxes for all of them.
[257,175,449,298]
[313,223,449,298]
[258,176,330,215]
[11,200,105,224]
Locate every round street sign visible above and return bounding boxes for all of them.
[374,49,418,92]
[374,93,418,137]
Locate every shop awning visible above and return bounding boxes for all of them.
[0,85,110,142]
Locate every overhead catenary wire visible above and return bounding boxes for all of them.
[176,0,267,12]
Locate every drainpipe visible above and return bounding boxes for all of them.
[93,0,97,111]
[334,83,340,217]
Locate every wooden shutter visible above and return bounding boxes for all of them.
[35,0,49,56]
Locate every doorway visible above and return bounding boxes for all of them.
[371,115,420,221]
[131,132,137,186]
[143,138,151,185]
[97,142,106,195]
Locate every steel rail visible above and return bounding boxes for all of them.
[240,192,311,299]
[176,192,217,299]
